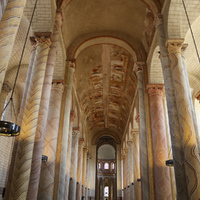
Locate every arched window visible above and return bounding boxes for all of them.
[112,163,115,169]
[104,162,109,169]
[104,186,109,197]
[98,162,101,169]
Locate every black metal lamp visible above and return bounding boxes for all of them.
[166,159,174,167]
[42,155,48,162]
[0,0,38,137]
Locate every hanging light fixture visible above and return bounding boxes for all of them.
[0,0,38,137]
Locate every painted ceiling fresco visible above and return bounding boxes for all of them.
[75,44,137,136]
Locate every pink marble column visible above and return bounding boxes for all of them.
[37,82,64,200]
[147,85,172,200]
[69,130,80,200]
[76,138,85,200]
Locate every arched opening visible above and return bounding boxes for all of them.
[96,136,117,200]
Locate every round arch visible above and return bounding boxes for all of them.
[67,36,138,61]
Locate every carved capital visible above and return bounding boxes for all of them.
[70,110,76,122]
[35,36,51,47]
[69,60,76,69]
[135,113,140,124]
[127,140,133,147]
[133,62,145,73]
[51,81,64,92]
[79,138,85,146]
[166,39,184,55]
[72,129,80,136]
[155,13,163,28]
[147,84,164,97]
[83,147,88,153]
[121,154,126,160]
[124,148,129,155]
[131,129,139,138]
[2,81,12,93]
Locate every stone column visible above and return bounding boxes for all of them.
[57,61,75,199]
[69,130,80,200]
[134,62,150,200]
[9,36,51,200]
[155,14,188,199]
[147,84,172,199]
[82,147,88,199]
[0,0,26,93]
[124,149,130,200]
[122,154,126,200]
[166,39,200,199]
[77,138,85,200]
[131,130,141,200]
[18,38,36,125]
[37,82,64,200]
[64,111,75,200]
[3,39,36,200]
[28,10,63,199]
[127,141,135,200]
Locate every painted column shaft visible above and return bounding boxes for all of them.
[132,130,141,200]
[57,62,75,199]
[127,141,135,200]
[0,0,26,93]
[4,40,36,200]
[9,36,51,200]
[122,155,126,200]
[64,122,73,199]
[37,82,64,200]
[125,152,130,200]
[155,14,188,199]
[167,39,200,199]
[134,64,150,200]
[82,148,88,198]
[148,85,172,200]
[69,130,79,200]
[27,11,63,199]
[76,140,85,200]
